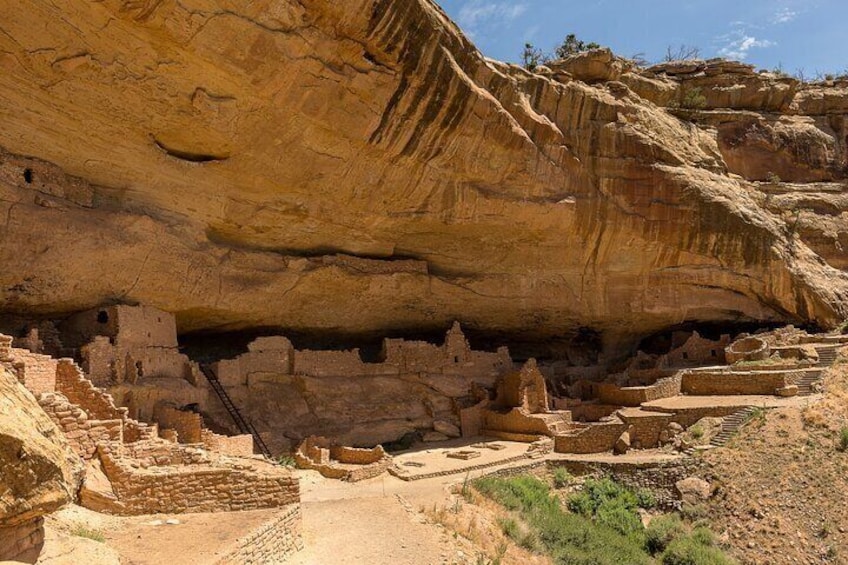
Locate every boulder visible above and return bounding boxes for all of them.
[433,421,461,439]
[0,366,82,561]
[675,477,712,505]
[613,430,631,455]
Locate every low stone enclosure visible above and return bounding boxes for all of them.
[0,332,302,536]
[294,436,392,482]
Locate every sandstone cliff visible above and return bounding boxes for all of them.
[0,365,82,560]
[0,0,846,355]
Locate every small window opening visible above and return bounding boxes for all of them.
[454,356,460,363]
[710,349,717,357]
[23,168,33,184]
[682,352,689,360]
[97,310,109,324]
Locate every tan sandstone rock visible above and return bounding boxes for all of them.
[0,1,845,358]
[0,366,82,561]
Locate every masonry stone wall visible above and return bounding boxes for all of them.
[80,336,115,387]
[10,348,57,395]
[201,429,255,457]
[294,437,392,481]
[216,505,303,565]
[155,405,203,444]
[597,374,682,407]
[37,392,123,459]
[664,332,730,367]
[554,419,628,454]
[681,370,793,395]
[55,359,125,420]
[618,411,674,449]
[96,441,299,514]
[484,408,556,438]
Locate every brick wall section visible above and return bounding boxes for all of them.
[681,370,793,395]
[155,406,203,444]
[216,505,303,565]
[38,392,122,459]
[554,419,628,454]
[201,429,255,457]
[10,348,57,395]
[483,408,558,437]
[55,359,125,420]
[618,410,674,448]
[80,336,116,387]
[597,374,682,406]
[96,440,299,514]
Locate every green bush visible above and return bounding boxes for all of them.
[636,489,657,510]
[71,526,105,543]
[681,88,707,109]
[837,427,848,452]
[567,477,640,516]
[646,515,686,555]
[661,531,736,565]
[476,475,734,565]
[552,467,572,489]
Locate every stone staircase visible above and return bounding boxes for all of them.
[815,345,839,367]
[795,369,824,396]
[711,406,757,447]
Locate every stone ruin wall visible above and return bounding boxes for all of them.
[96,440,299,515]
[155,405,203,444]
[681,370,795,395]
[9,348,57,395]
[216,505,303,565]
[555,419,628,454]
[618,411,675,449]
[597,373,683,407]
[200,429,254,458]
[37,392,123,460]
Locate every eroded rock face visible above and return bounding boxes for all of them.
[0,1,847,356]
[0,365,82,561]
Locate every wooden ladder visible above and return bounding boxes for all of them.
[199,364,272,458]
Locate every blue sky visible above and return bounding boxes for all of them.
[437,0,847,75]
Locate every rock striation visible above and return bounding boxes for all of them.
[0,1,847,356]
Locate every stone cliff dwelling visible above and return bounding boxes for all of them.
[2,0,848,563]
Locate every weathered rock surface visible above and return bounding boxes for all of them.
[0,1,847,355]
[0,366,82,561]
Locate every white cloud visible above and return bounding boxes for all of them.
[718,35,775,60]
[457,1,528,36]
[772,8,798,24]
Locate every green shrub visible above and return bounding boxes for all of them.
[567,477,639,517]
[497,516,520,540]
[552,467,572,489]
[71,526,105,543]
[837,427,848,452]
[661,531,736,565]
[681,88,707,109]
[276,455,296,467]
[596,500,645,538]
[636,489,657,509]
[690,426,704,440]
[646,515,685,555]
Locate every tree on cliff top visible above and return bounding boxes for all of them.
[521,34,602,70]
